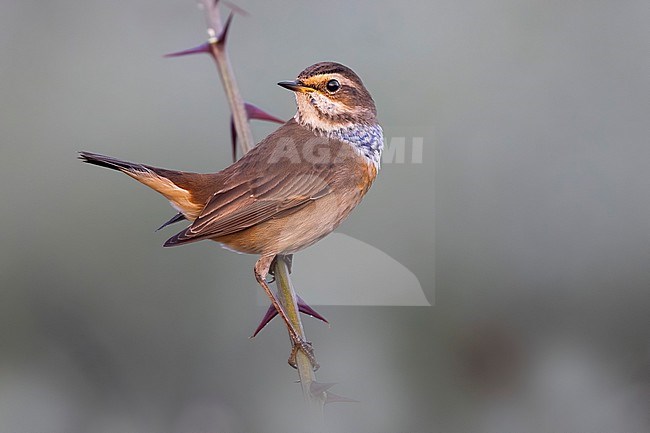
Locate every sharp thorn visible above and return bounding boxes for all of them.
[297,296,329,324]
[216,12,234,46]
[324,392,359,404]
[164,42,212,58]
[309,381,337,396]
[251,296,327,338]
[231,103,285,162]
[244,102,285,124]
[251,304,278,338]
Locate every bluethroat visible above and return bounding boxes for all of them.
[80,62,384,368]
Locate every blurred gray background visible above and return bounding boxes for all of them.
[1,1,649,432]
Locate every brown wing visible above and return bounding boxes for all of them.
[164,120,336,246]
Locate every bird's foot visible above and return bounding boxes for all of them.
[288,337,319,371]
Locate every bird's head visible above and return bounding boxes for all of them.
[278,62,377,133]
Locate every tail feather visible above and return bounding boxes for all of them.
[79,151,206,219]
[78,151,150,175]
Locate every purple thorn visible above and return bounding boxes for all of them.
[297,296,329,324]
[309,381,337,396]
[215,12,234,46]
[245,103,285,125]
[251,304,277,338]
[230,102,286,162]
[250,296,328,338]
[324,392,359,404]
[164,42,212,58]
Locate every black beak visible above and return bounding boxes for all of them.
[277,80,312,93]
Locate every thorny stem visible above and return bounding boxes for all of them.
[201,0,253,154]
[200,0,325,418]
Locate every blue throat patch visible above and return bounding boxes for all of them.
[329,124,384,167]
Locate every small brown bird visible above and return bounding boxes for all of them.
[80,62,383,367]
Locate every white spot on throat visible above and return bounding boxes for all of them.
[294,92,352,132]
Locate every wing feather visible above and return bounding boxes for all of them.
[164,119,344,247]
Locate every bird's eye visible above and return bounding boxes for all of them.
[325,79,340,93]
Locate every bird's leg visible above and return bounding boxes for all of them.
[254,255,317,369]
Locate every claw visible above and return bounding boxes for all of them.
[250,295,328,338]
[288,338,318,370]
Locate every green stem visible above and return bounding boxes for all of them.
[274,256,326,418]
